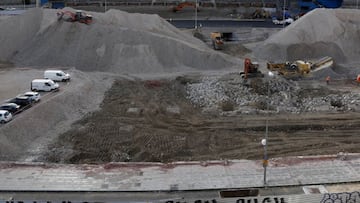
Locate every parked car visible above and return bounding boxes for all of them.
[6,96,33,108]
[0,103,20,113]
[0,110,12,124]
[44,70,71,82]
[31,79,59,92]
[21,91,41,102]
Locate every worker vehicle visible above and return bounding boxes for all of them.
[0,110,12,124]
[0,103,20,114]
[44,70,71,82]
[172,2,199,12]
[57,10,93,24]
[240,58,264,79]
[210,32,224,50]
[267,56,333,77]
[272,17,294,25]
[31,79,59,92]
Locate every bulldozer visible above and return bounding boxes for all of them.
[210,32,224,50]
[240,58,264,79]
[57,10,93,25]
[267,56,333,78]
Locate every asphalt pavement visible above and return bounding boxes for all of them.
[0,154,359,192]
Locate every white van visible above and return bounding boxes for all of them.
[44,70,70,82]
[31,79,59,92]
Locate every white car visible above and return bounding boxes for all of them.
[272,17,294,25]
[0,110,12,124]
[23,91,41,102]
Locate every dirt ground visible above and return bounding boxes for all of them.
[43,75,360,164]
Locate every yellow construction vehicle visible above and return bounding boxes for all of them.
[210,32,224,50]
[267,56,333,78]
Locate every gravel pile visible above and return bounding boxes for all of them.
[255,8,360,73]
[186,74,360,114]
[0,8,239,74]
[186,76,230,112]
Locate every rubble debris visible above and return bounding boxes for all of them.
[186,74,360,114]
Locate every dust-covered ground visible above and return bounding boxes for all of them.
[42,73,360,164]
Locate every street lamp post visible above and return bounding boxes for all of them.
[195,0,198,29]
[282,0,286,29]
[262,71,274,187]
[104,0,107,12]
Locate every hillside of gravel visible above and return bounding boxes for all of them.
[0,8,239,74]
[255,9,360,67]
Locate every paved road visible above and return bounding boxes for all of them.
[0,154,359,192]
[167,19,284,28]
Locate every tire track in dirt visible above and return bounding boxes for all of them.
[44,79,360,163]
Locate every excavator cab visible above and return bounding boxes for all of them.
[240,58,264,79]
[75,10,93,24]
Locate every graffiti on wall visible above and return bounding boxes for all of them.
[321,192,360,203]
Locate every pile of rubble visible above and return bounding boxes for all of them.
[186,74,360,114]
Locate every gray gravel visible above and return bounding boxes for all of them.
[186,73,360,114]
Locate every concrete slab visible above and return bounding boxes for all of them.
[0,154,359,192]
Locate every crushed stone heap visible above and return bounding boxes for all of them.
[0,8,239,74]
[255,9,360,64]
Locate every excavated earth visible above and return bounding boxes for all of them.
[44,75,360,163]
[0,8,359,164]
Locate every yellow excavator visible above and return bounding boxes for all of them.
[210,32,224,50]
[267,56,333,78]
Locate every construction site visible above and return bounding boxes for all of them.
[0,0,359,202]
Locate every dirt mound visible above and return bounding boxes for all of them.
[0,8,239,74]
[255,9,360,64]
